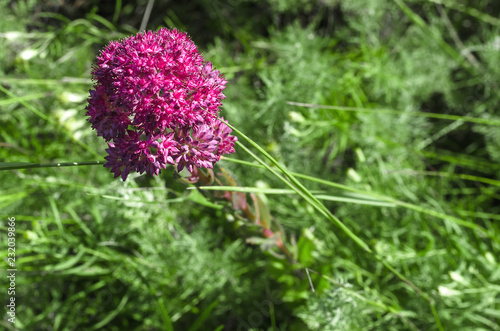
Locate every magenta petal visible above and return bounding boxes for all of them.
[87,28,236,180]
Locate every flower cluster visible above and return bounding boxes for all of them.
[86,28,236,180]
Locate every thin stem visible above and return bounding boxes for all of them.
[0,161,105,171]
[286,101,500,126]
[234,140,372,254]
[222,156,493,240]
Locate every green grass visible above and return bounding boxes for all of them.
[1,0,499,330]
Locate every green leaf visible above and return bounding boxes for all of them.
[188,189,223,209]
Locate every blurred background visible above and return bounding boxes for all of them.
[1,0,499,330]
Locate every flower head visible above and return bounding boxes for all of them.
[86,28,236,180]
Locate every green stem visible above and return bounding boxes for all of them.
[234,140,372,254]
[0,161,105,171]
[286,101,500,126]
[222,156,493,240]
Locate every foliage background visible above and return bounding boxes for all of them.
[0,0,499,330]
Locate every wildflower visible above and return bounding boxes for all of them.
[86,28,236,180]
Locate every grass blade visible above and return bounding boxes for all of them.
[0,161,105,171]
[286,101,500,126]
[0,84,102,158]
[91,293,130,330]
[394,0,474,74]
[0,92,48,106]
[187,300,219,331]
[192,186,323,195]
[392,170,500,188]
[234,139,372,254]
[222,157,492,238]
[195,186,395,206]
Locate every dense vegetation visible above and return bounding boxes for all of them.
[1,0,499,330]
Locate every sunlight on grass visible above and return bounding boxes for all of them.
[0,0,499,330]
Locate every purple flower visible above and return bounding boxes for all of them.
[86,28,236,180]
